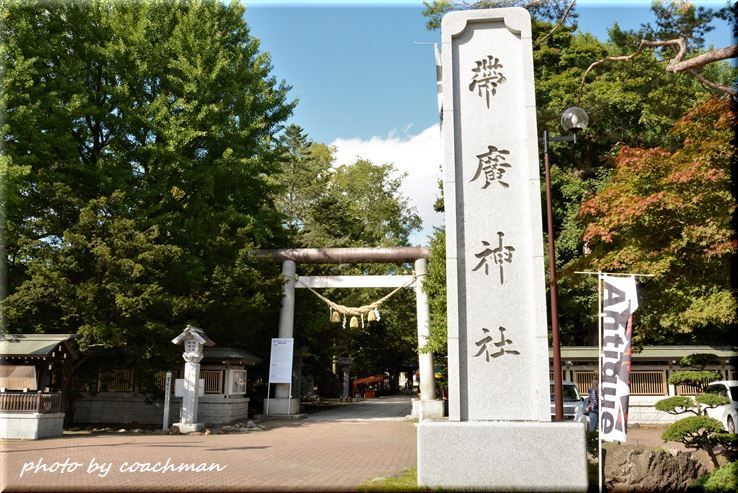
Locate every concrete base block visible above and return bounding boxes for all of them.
[173,422,204,433]
[1,413,65,440]
[418,421,588,491]
[264,398,300,416]
[411,398,446,419]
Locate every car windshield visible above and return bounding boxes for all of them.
[550,384,580,401]
[705,385,728,397]
[705,384,738,402]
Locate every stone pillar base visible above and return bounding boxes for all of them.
[411,398,445,419]
[1,412,65,440]
[173,422,204,433]
[264,398,300,416]
[418,421,588,491]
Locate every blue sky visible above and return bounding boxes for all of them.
[243,1,735,244]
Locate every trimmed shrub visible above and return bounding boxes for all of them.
[656,396,697,413]
[669,371,721,388]
[701,461,738,493]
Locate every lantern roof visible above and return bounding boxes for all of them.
[171,325,215,347]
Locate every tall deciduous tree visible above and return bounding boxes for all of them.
[577,98,736,344]
[301,159,421,248]
[1,1,293,364]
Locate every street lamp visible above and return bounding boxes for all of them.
[560,107,589,135]
[540,106,588,421]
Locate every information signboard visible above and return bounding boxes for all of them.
[269,338,294,384]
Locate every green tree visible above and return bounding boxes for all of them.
[301,159,421,248]
[2,1,293,365]
[642,0,719,50]
[274,125,334,242]
[422,0,576,31]
[421,227,447,356]
[283,154,422,392]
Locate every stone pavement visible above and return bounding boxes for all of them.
[1,396,417,492]
[305,395,412,421]
[0,393,688,493]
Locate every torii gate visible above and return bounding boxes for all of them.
[256,247,445,420]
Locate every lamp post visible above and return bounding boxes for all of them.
[540,107,588,421]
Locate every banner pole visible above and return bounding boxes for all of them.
[598,271,603,493]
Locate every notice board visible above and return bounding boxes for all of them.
[268,338,294,384]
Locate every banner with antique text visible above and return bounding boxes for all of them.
[600,274,639,443]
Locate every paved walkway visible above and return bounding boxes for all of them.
[306,395,412,421]
[1,396,417,492]
[1,394,688,492]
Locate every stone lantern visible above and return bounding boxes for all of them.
[172,325,214,433]
[338,357,353,400]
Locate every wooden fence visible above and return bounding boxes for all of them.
[573,371,597,394]
[97,369,135,392]
[201,370,223,394]
[573,370,668,395]
[97,369,224,394]
[631,371,668,395]
[0,392,62,413]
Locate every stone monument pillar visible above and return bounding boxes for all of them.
[172,325,214,433]
[412,258,445,419]
[417,8,587,491]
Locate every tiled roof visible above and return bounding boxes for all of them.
[0,333,78,359]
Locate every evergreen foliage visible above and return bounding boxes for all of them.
[656,359,734,468]
[669,371,723,388]
[693,461,738,493]
[661,415,727,467]
[420,228,447,355]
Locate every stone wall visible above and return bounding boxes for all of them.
[1,412,65,439]
[72,393,249,426]
[630,396,683,424]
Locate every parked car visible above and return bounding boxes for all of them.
[550,380,585,421]
[702,380,738,433]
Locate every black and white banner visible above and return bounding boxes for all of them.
[600,275,638,443]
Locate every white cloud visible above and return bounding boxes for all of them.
[330,124,444,246]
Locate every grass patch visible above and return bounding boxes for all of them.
[360,464,601,492]
[359,468,430,492]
